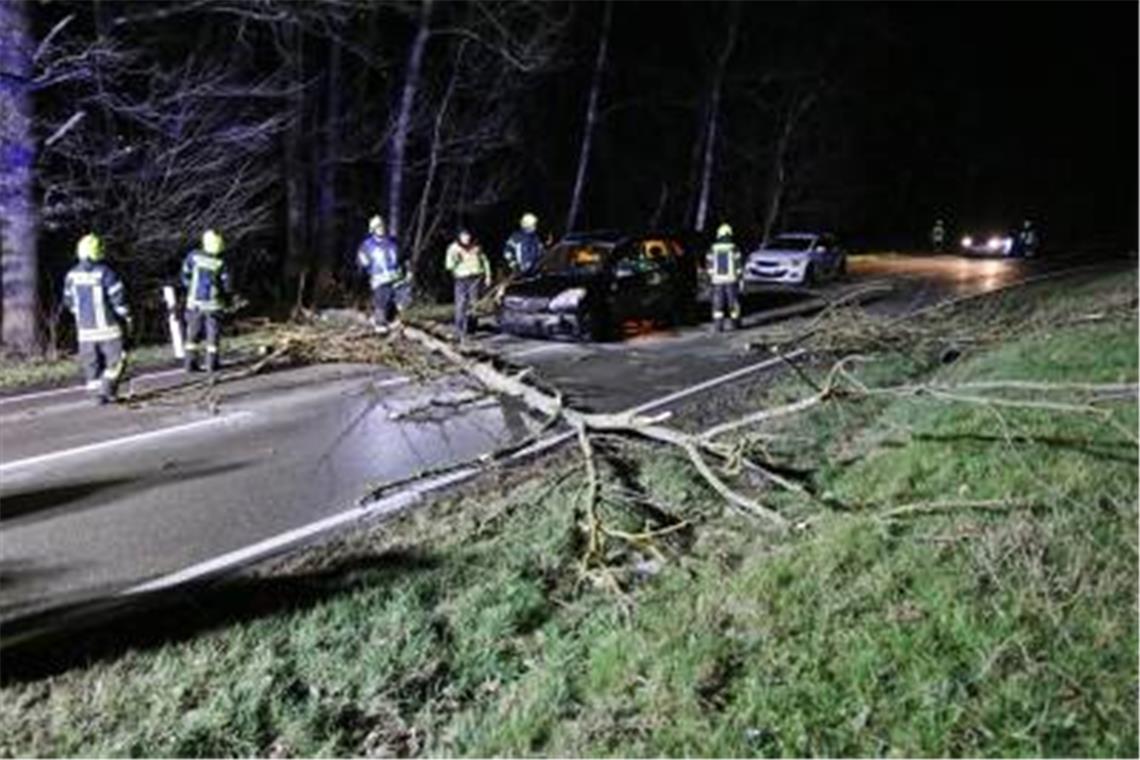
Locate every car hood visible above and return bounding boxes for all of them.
[749,249,810,261]
[503,273,601,300]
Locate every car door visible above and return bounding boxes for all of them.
[608,240,668,323]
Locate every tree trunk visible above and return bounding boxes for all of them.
[388,0,433,241]
[693,2,738,233]
[411,41,464,278]
[283,25,308,298]
[0,0,40,353]
[565,0,612,233]
[315,38,343,297]
[761,92,817,242]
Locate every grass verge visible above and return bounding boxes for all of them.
[1,270,1136,757]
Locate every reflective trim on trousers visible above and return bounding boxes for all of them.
[78,326,123,342]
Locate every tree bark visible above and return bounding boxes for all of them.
[0,0,40,352]
[283,24,308,295]
[410,40,464,279]
[388,0,433,241]
[693,2,738,233]
[565,0,612,233]
[761,92,817,242]
[315,37,343,296]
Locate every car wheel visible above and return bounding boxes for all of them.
[803,263,817,287]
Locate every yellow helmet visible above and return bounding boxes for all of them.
[202,229,225,255]
[716,223,733,239]
[520,213,538,231]
[368,215,385,234]
[77,233,103,261]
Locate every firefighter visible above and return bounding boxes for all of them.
[181,229,232,373]
[356,215,403,332]
[63,233,132,404]
[931,218,946,253]
[446,227,491,339]
[1016,219,1038,258]
[503,212,545,275]
[707,223,743,332]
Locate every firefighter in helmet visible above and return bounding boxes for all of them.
[707,223,743,332]
[503,212,546,275]
[181,228,233,373]
[931,218,946,253]
[356,215,404,332]
[63,233,132,404]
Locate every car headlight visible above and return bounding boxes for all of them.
[986,236,1003,251]
[961,236,973,248]
[548,287,586,311]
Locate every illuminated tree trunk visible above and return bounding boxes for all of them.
[315,38,342,295]
[0,0,40,353]
[388,0,432,240]
[694,2,738,233]
[565,0,611,233]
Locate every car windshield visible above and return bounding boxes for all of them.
[538,242,611,275]
[762,236,815,252]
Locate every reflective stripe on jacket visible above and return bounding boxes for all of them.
[446,241,490,279]
[64,262,129,343]
[503,230,544,272]
[181,250,230,312]
[706,240,742,285]
[357,234,401,287]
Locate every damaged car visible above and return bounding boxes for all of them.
[497,231,696,341]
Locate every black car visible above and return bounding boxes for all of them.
[497,231,698,341]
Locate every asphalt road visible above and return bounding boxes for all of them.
[0,253,1102,622]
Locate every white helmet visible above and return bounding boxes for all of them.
[368,215,385,235]
[520,213,538,232]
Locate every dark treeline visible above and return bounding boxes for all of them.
[2,0,1135,353]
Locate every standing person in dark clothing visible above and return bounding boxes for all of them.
[181,228,232,373]
[63,233,132,404]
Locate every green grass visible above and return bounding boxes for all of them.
[1,271,1136,757]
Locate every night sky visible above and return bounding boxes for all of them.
[536,1,1138,252]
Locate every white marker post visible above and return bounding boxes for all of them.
[163,285,185,359]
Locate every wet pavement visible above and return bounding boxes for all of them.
[0,252,1118,621]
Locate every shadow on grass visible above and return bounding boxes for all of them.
[0,547,439,684]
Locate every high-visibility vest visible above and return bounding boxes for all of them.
[357,234,401,287]
[446,241,489,279]
[181,250,230,312]
[63,262,130,343]
[706,240,742,285]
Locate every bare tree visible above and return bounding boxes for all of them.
[693,1,739,233]
[565,0,612,233]
[0,0,40,352]
[387,0,433,240]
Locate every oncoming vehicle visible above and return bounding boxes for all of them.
[498,231,696,341]
[960,232,1014,256]
[743,232,846,287]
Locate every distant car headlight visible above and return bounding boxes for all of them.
[986,236,1009,252]
[548,287,586,311]
[961,236,973,248]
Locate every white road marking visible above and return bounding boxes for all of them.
[0,412,255,477]
[0,368,185,407]
[506,342,575,359]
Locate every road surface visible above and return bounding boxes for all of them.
[0,253,1114,624]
